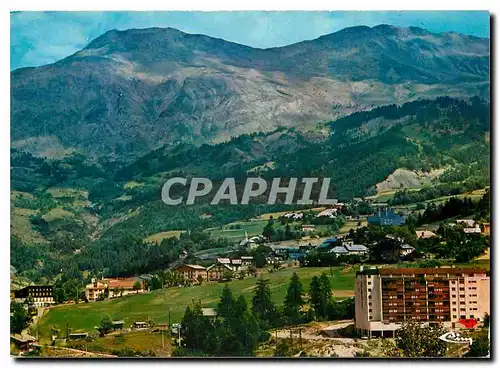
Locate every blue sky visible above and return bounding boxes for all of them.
[11,11,490,70]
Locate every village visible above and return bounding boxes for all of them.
[10,196,491,358]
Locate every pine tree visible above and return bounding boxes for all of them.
[308,276,322,319]
[252,277,277,328]
[318,272,332,318]
[283,272,304,324]
[217,284,235,320]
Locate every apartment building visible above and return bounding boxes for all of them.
[355,267,490,337]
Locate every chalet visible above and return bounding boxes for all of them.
[206,262,233,281]
[416,230,437,239]
[367,209,405,226]
[13,285,54,307]
[301,225,316,232]
[172,264,207,282]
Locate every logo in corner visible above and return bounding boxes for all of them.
[439,331,473,344]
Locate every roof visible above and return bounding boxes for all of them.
[108,279,141,290]
[324,238,338,243]
[330,246,348,254]
[174,263,206,270]
[241,256,254,260]
[217,258,231,264]
[201,308,217,317]
[207,262,233,271]
[112,320,125,325]
[11,334,36,343]
[345,244,368,252]
[400,244,415,249]
[416,230,437,239]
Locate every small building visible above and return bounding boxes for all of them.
[201,308,217,322]
[112,320,125,330]
[11,334,36,351]
[108,278,144,298]
[367,209,405,226]
[85,278,145,302]
[316,209,337,218]
[344,244,369,255]
[240,256,254,267]
[132,321,149,329]
[330,246,349,255]
[85,280,108,302]
[302,225,316,232]
[266,254,285,265]
[172,264,207,283]
[457,219,476,227]
[482,223,490,236]
[399,244,415,257]
[416,230,437,239]
[13,285,55,307]
[156,324,169,332]
[68,333,89,340]
[463,224,481,234]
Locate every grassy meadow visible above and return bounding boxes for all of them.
[37,266,356,342]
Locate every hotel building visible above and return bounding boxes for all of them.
[355,267,490,337]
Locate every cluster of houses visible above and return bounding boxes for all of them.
[456,219,490,235]
[171,256,255,283]
[85,277,147,302]
[415,219,490,240]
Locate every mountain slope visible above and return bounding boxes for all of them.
[11,25,489,159]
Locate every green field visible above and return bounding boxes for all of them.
[205,219,269,241]
[37,266,356,342]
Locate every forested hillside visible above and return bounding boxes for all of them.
[10,96,490,288]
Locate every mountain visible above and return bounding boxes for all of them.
[11,25,489,159]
